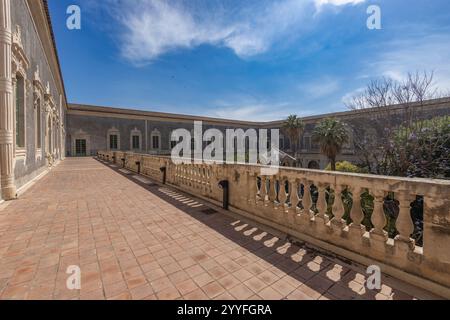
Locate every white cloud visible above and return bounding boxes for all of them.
[207,96,316,121]
[96,0,365,64]
[300,77,341,98]
[370,34,450,92]
[341,87,365,104]
[342,33,450,104]
[315,0,365,9]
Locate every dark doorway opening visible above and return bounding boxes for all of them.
[75,139,87,156]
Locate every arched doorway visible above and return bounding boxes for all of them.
[308,160,320,169]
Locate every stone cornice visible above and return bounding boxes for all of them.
[68,104,263,127]
[69,97,450,128]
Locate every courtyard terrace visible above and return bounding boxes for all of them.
[0,157,445,300]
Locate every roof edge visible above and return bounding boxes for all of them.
[69,96,450,126]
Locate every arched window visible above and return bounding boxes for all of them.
[36,98,42,150]
[12,25,29,155]
[33,66,44,156]
[308,160,320,169]
[15,74,25,149]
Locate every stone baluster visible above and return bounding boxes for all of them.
[347,186,365,246]
[289,179,301,213]
[192,165,196,187]
[371,190,387,235]
[331,184,346,228]
[316,183,328,220]
[181,165,186,185]
[369,190,388,252]
[268,177,277,207]
[395,192,415,248]
[194,165,198,186]
[287,178,301,226]
[259,176,267,205]
[198,165,203,190]
[349,187,364,229]
[278,179,288,211]
[248,173,258,205]
[302,180,312,217]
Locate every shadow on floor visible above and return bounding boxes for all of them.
[96,158,417,300]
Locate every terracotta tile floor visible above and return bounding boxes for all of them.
[0,158,440,300]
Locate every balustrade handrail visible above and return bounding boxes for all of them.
[96,150,450,298]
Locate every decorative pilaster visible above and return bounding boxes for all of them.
[0,0,16,200]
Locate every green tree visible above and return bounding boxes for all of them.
[312,118,349,171]
[282,115,305,158]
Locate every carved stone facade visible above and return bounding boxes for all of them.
[0,0,66,200]
[66,98,450,170]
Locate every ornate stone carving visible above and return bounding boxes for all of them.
[33,66,45,109]
[12,25,29,77]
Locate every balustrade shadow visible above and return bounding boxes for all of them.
[96,158,420,300]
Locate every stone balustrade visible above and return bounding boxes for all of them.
[97,151,450,298]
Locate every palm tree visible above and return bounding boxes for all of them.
[282,115,305,159]
[312,118,349,171]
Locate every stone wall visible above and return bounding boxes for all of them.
[67,99,450,170]
[0,0,66,200]
[66,107,260,157]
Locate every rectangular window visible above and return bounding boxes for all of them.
[110,135,118,150]
[152,136,160,149]
[15,75,25,148]
[132,135,140,149]
[75,139,86,156]
[36,99,41,149]
[303,136,311,150]
[279,138,284,150]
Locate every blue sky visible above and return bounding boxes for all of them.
[48,0,450,121]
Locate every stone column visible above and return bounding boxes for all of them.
[0,0,16,200]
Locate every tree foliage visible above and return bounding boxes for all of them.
[344,71,447,176]
[282,115,305,157]
[386,116,450,179]
[312,118,349,171]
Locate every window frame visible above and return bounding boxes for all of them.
[150,129,161,151]
[152,135,160,150]
[107,127,120,151]
[14,73,26,154]
[110,134,118,150]
[130,127,142,151]
[132,135,140,150]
